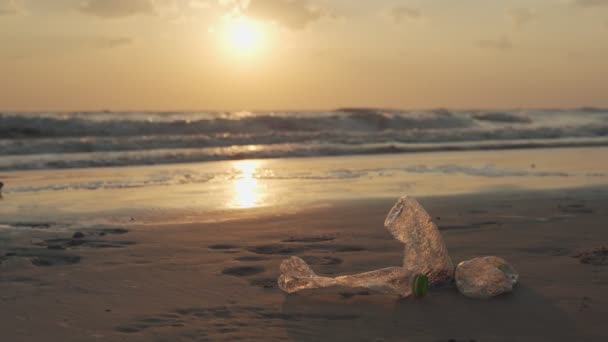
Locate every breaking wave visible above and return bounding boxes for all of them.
[1,108,608,171]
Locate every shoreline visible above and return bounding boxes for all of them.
[2,147,608,227]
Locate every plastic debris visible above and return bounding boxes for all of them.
[277,195,517,300]
[455,256,519,299]
[278,256,418,297]
[278,196,450,297]
[384,196,454,285]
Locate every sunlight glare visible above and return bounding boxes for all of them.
[231,160,265,208]
[224,17,263,55]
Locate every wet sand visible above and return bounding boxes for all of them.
[1,186,607,341]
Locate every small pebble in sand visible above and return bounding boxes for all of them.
[222,266,265,277]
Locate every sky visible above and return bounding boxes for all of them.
[0,0,607,111]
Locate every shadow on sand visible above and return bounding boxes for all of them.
[282,285,578,342]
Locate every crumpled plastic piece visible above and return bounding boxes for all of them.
[384,196,454,285]
[455,256,519,299]
[277,196,453,297]
[278,256,413,297]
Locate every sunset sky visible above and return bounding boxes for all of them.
[1,0,607,111]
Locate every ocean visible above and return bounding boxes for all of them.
[2,108,608,224]
[2,108,608,172]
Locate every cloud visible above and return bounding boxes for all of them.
[476,36,512,51]
[90,37,134,49]
[389,7,421,23]
[507,8,536,28]
[573,0,608,7]
[79,0,155,18]
[244,0,323,30]
[0,0,24,15]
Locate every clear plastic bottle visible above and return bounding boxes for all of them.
[278,196,453,297]
[278,256,432,298]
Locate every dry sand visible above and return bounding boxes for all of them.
[1,187,607,341]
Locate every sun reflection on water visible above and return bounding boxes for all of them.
[230,160,265,208]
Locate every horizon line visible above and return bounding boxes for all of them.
[1,105,607,114]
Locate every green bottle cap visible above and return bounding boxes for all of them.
[412,274,429,298]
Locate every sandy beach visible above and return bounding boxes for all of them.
[1,149,607,341]
[3,2,608,340]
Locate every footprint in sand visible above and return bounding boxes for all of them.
[235,256,268,262]
[281,235,336,243]
[558,203,594,214]
[222,265,266,277]
[98,228,129,235]
[249,277,279,289]
[330,245,367,252]
[12,222,54,229]
[2,248,81,267]
[115,315,185,333]
[44,238,135,250]
[247,245,301,255]
[208,244,239,250]
[115,306,358,335]
[42,228,135,250]
[1,227,135,268]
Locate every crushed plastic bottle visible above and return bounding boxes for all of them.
[277,196,451,297]
[384,196,454,285]
[455,256,519,299]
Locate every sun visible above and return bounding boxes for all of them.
[224,17,264,55]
